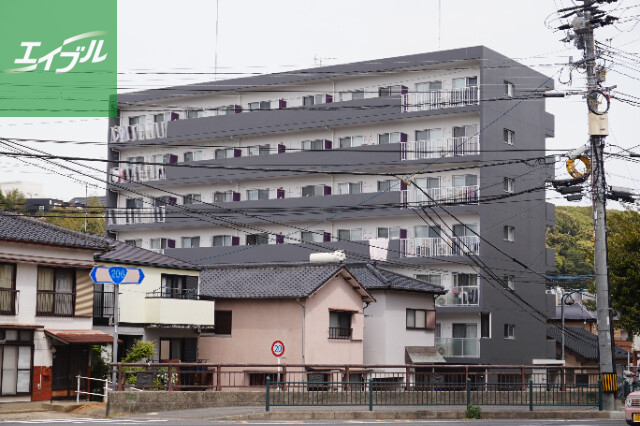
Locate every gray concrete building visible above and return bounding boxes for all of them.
[106,45,557,365]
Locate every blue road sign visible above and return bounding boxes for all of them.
[90,266,145,285]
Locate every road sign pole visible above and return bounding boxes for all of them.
[112,285,118,390]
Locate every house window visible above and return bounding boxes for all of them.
[0,263,17,315]
[213,235,232,246]
[302,139,325,151]
[181,236,200,248]
[503,178,514,194]
[214,191,234,203]
[406,308,434,330]
[36,267,75,317]
[505,81,515,97]
[503,275,515,290]
[159,338,197,362]
[248,101,271,111]
[0,329,33,395]
[339,90,365,101]
[503,129,515,145]
[215,311,232,335]
[415,274,441,286]
[183,194,201,205]
[377,227,400,239]
[246,233,269,245]
[338,182,362,195]
[337,228,363,241]
[329,311,352,339]
[183,151,203,162]
[504,226,515,242]
[504,324,515,339]
[339,136,364,148]
[93,283,114,325]
[378,132,402,144]
[215,148,236,159]
[246,189,270,201]
[247,144,270,156]
[161,274,198,299]
[124,239,142,247]
[481,313,491,338]
[302,185,326,197]
[186,109,204,119]
[301,231,324,243]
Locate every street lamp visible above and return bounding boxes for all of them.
[561,287,587,361]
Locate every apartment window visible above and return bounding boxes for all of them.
[338,182,362,195]
[329,311,352,339]
[406,308,428,329]
[154,113,166,123]
[415,225,441,239]
[337,228,363,241]
[415,128,443,142]
[378,85,406,97]
[377,227,400,240]
[128,115,145,126]
[302,139,325,151]
[503,129,515,145]
[124,239,142,247]
[186,109,204,119]
[36,267,75,317]
[453,175,477,188]
[415,274,442,286]
[181,236,200,248]
[213,235,232,247]
[150,238,175,250]
[246,233,269,245]
[0,263,17,315]
[215,148,237,159]
[378,132,403,144]
[503,178,515,194]
[453,274,478,287]
[93,283,114,325]
[215,311,232,335]
[154,196,176,207]
[453,77,478,89]
[481,313,491,338]
[246,189,270,201]
[303,94,329,106]
[248,101,271,111]
[183,151,203,162]
[214,191,234,203]
[215,105,237,116]
[504,324,515,339]
[377,180,398,192]
[339,90,364,101]
[435,323,441,338]
[247,144,270,156]
[503,275,515,290]
[183,194,201,205]
[504,226,515,242]
[0,329,33,395]
[301,230,324,243]
[302,185,326,197]
[339,136,364,148]
[453,323,477,339]
[416,81,442,92]
[453,224,478,239]
[505,81,515,97]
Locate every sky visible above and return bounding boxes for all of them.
[0,0,638,208]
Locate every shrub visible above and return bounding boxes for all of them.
[465,404,481,419]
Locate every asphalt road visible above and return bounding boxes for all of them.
[0,419,628,425]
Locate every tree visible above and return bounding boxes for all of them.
[0,188,26,214]
[45,196,105,236]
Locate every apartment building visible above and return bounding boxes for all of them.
[106,46,557,365]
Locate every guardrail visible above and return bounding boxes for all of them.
[76,375,109,403]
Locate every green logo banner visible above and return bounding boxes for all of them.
[0,0,116,117]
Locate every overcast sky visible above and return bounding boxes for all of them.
[0,0,638,208]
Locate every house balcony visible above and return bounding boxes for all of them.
[109,166,167,183]
[401,236,480,258]
[435,337,480,358]
[435,285,479,307]
[402,87,479,113]
[143,292,214,327]
[401,137,479,160]
[403,185,479,206]
[110,122,168,143]
[107,207,166,226]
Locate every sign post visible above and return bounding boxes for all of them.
[90,266,145,390]
[271,340,285,388]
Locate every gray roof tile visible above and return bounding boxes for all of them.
[345,264,446,294]
[546,325,628,360]
[96,240,200,270]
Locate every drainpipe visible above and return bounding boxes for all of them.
[296,298,306,364]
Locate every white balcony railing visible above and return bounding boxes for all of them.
[110,122,168,143]
[107,207,166,226]
[401,136,479,160]
[401,236,480,258]
[142,297,215,327]
[435,285,479,307]
[402,87,480,112]
[403,185,479,206]
[109,166,167,183]
[435,337,480,358]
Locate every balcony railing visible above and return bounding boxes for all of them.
[146,287,198,300]
[110,122,168,143]
[36,291,75,317]
[107,207,166,226]
[329,327,352,340]
[0,288,18,315]
[402,87,479,113]
[436,285,479,307]
[403,185,479,206]
[435,337,480,358]
[109,166,167,183]
[401,137,479,160]
[401,236,480,258]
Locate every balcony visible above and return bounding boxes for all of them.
[0,288,18,315]
[110,122,168,143]
[436,286,479,307]
[435,337,480,358]
[403,185,479,206]
[107,207,166,226]
[401,137,479,160]
[109,166,167,183]
[401,236,479,258]
[402,87,479,113]
[143,291,214,327]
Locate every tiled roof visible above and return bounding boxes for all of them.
[345,264,446,294]
[0,211,110,251]
[551,302,597,321]
[546,325,628,360]
[96,240,200,270]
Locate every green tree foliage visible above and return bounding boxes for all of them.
[0,188,27,213]
[546,206,595,280]
[122,340,156,363]
[45,196,105,236]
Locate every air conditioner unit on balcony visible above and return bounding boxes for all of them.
[435,342,447,356]
[435,295,446,306]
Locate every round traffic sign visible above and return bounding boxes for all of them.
[271,340,285,357]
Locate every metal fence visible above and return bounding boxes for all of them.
[265,378,603,411]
